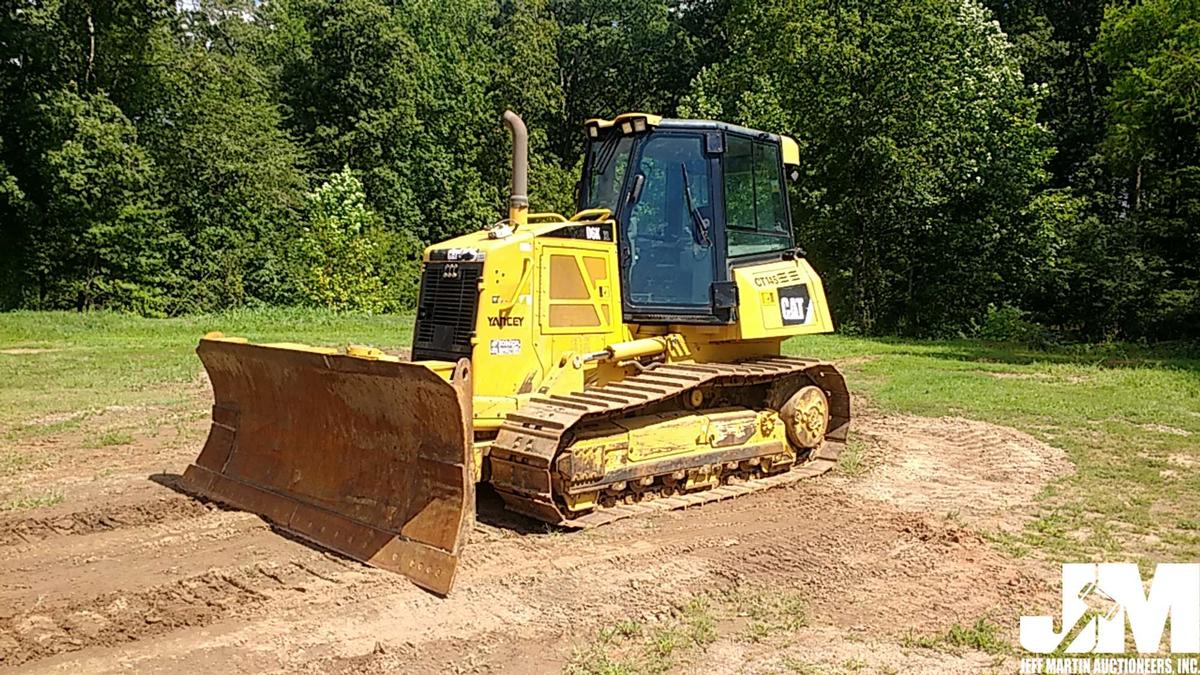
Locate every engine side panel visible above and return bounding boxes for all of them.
[732,258,836,339]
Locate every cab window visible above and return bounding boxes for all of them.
[624,133,715,308]
[583,134,634,211]
[725,136,792,257]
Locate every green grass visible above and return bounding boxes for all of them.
[0,309,413,432]
[598,620,644,642]
[681,596,718,647]
[87,430,135,448]
[566,591,814,674]
[730,590,809,643]
[778,657,896,675]
[0,451,45,477]
[836,439,867,476]
[566,597,720,675]
[1,491,65,513]
[902,618,1010,655]
[787,334,1200,563]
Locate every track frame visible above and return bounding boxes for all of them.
[489,356,850,526]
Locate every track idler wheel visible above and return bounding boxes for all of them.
[780,385,830,450]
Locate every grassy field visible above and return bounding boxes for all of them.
[0,310,413,490]
[786,334,1200,564]
[0,309,412,431]
[1,309,1197,563]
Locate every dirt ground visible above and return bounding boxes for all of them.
[0,383,1072,674]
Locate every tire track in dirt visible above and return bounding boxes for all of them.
[0,558,360,667]
[294,484,1053,675]
[293,413,1068,673]
[1,509,274,598]
[4,489,801,672]
[3,473,764,667]
[851,414,1071,530]
[0,490,213,547]
[0,482,375,667]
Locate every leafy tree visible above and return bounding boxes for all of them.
[0,0,314,313]
[493,0,575,214]
[21,91,180,313]
[257,0,507,245]
[1089,0,1200,337]
[984,0,1111,189]
[980,0,1200,339]
[294,166,417,309]
[294,167,396,312]
[683,0,1050,335]
[0,141,31,309]
[0,0,177,311]
[142,35,310,312]
[0,0,1194,341]
[549,0,702,162]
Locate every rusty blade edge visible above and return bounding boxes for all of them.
[181,463,461,595]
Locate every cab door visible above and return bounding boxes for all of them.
[618,131,722,323]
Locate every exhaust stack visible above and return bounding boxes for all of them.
[502,110,529,227]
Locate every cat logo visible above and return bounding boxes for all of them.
[778,285,813,325]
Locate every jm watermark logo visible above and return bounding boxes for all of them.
[1019,563,1200,674]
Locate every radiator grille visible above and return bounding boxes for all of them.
[411,261,482,361]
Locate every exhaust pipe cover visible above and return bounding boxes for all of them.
[502,110,529,224]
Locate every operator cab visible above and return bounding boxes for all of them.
[579,113,801,324]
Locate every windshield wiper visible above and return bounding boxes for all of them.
[680,162,711,248]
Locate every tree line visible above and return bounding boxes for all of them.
[1,0,1196,341]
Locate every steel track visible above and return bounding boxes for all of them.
[489,356,851,526]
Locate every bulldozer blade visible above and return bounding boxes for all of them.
[182,337,474,595]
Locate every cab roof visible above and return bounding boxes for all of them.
[583,112,800,166]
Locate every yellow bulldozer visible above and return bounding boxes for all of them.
[183,111,851,594]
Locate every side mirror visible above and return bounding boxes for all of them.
[628,174,645,205]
